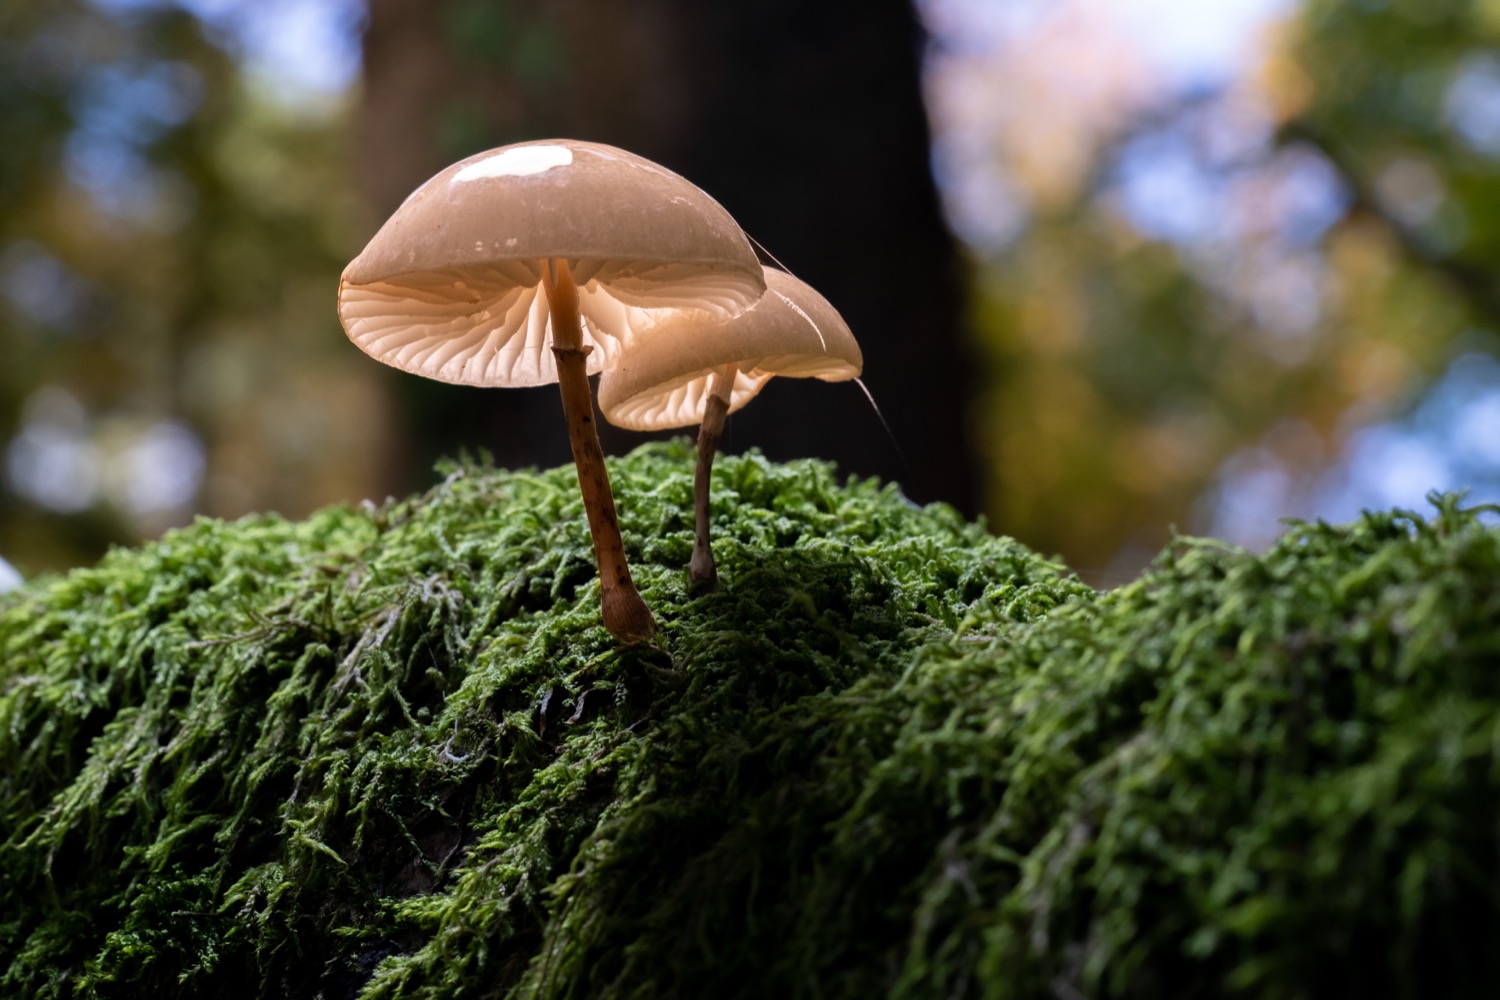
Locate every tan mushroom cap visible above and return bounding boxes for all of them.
[337,139,766,388]
[597,267,863,431]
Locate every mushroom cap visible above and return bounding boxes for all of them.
[337,139,766,388]
[597,267,863,431]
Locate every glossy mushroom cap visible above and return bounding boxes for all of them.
[337,139,766,387]
[597,268,863,431]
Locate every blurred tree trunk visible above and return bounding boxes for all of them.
[357,0,977,514]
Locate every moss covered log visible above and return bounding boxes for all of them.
[2,442,1498,998]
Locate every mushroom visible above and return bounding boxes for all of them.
[597,267,862,592]
[337,139,766,643]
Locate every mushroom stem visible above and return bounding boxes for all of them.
[688,364,737,594]
[544,258,657,643]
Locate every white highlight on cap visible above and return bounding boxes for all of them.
[454,145,574,182]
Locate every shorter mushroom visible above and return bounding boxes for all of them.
[597,267,862,592]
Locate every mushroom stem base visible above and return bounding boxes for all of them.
[689,367,735,594]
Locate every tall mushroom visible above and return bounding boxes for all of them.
[337,139,766,643]
[597,267,862,592]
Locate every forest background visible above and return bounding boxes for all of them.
[3,0,1499,586]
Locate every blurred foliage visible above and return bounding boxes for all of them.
[965,0,1500,580]
[0,0,376,575]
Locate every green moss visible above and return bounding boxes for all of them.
[2,442,1497,998]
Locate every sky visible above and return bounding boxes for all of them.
[93,0,364,97]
